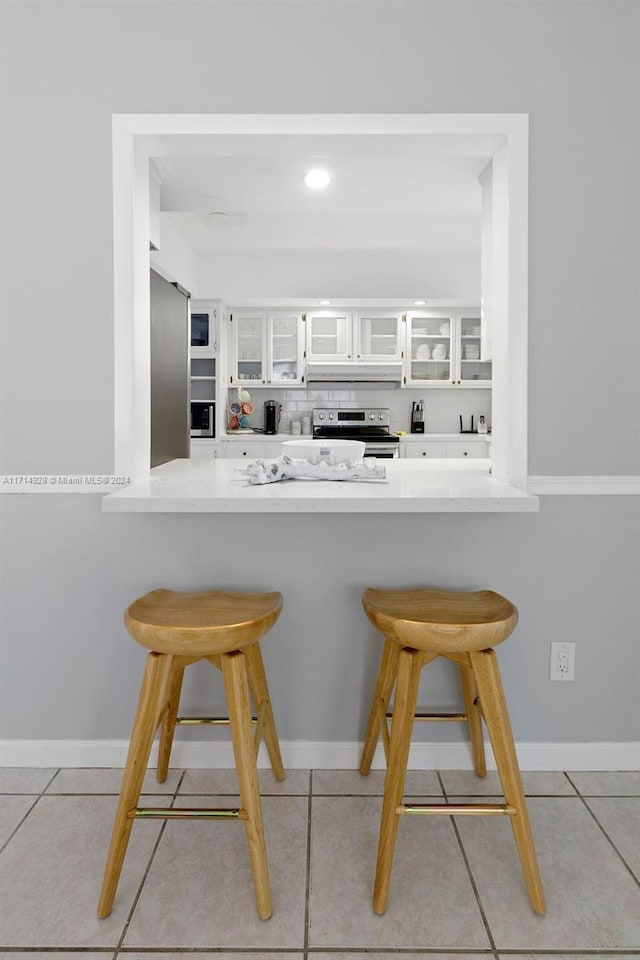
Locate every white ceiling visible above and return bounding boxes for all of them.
[155,143,489,256]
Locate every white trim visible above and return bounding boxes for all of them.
[2,739,638,772]
[112,113,529,487]
[528,476,640,495]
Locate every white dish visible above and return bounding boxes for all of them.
[282,438,366,465]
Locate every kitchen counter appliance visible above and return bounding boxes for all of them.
[264,400,281,435]
[191,401,215,437]
[313,407,399,458]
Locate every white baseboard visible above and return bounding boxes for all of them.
[527,475,640,495]
[1,738,638,771]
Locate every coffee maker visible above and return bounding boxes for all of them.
[264,400,281,434]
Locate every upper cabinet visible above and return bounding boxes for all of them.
[458,314,492,385]
[354,311,403,361]
[405,309,491,387]
[190,303,217,358]
[230,310,305,387]
[305,310,352,361]
[305,309,403,362]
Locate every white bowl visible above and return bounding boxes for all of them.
[281,438,366,464]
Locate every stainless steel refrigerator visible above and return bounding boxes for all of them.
[150,268,190,468]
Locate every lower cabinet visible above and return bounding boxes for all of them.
[401,440,489,459]
[445,442,489,458]
[190,440,219,459]
[403,443,446,458]
[219,441,279,459]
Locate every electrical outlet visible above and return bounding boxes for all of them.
[550,641,575,681]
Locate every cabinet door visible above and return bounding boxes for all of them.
[444,442,488,458]
[355,311,403,360]
[232,312,267,385]
[190,440,219,459]
[268,312,304,385]
[306,311,352,360]
[457,314,492,386]
[224,442,274,459]
[405,312,454,386]
[403,443,447,458]
[190,306,216,357]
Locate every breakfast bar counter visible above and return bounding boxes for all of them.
[102,458,539,513]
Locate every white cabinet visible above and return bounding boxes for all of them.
[305,310,352,361]
[219,440,275,459]
[405,311,455,386]
[230,311,304,386]
[190,303,217,358]
[445,442,489,458]
[401,438,489,458]
[404,309,491,388]
[403,442,447,458]
[305,309,404,362]
[354,311,403,360]
[190,301,218,439]
[190,439,219,459]
[458,314,492,385]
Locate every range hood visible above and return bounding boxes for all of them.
[306,361,403,384]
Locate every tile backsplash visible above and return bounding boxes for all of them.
[226,385,491,434]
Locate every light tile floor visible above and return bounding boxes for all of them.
[0,768,638,956]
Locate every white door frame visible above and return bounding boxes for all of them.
[112,113,529,486]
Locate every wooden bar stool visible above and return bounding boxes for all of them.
[359,587,545,916]
[97,588,285,921]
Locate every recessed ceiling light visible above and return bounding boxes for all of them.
[320,299,331,305]
[304,168,331,190]
[414,300,426,305]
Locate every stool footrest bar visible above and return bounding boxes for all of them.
[176,716,258,725]
[397,803,516,816]
[386,712,467,722]
[129,807,249,820]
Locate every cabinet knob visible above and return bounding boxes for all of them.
[422,451,427,456]
[463,451,468,456]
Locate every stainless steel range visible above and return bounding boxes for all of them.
[312,408,399,458]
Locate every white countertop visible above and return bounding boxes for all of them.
[103,458,538,513]
[220,432,491,442]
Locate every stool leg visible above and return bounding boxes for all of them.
[157,662,185,783]
[457,661,486,777]
[360,636,399,775]
[97,651,172,918]
[469,649,546,915]
[373,646,421,915]
[222,649,272,920]
[244,641,285,781]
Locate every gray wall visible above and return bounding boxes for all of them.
[1,0,639,748]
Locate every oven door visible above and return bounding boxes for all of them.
[363,443,399,460]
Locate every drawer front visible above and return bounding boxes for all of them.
[223,442,274,459]
[444,442,488,458]
[403,443,447,458]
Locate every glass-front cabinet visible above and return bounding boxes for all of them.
[405,311,455,386]
[233,311,266,384]
[305,311,352,361]
[355,311,403,360]
[230,311,304,386]
[458,314,492,384]
[405,310,491,387]
[268,312,303,384]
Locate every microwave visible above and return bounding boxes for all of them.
[190,309,215,356]
[191,402,215,437]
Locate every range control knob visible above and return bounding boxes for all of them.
[369,412,376,420]
[328,412,335,420]
[378,413,384,420]
[318,412,325,420]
